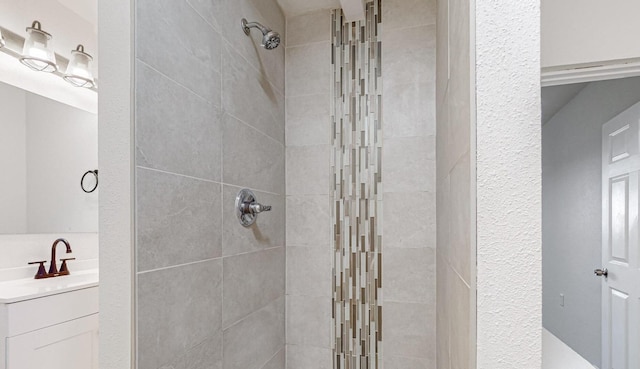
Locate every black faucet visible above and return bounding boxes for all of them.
[48,238,72,275]
[28,238,75,279]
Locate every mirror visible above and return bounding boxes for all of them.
[0,80,98,234]
[542,76,640,368]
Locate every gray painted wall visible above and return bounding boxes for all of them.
[134,0,286,368]
[542,76,640,367]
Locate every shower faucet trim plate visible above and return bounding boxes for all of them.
[236,188,272,227]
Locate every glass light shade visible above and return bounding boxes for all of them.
[19,21,57,72]
[63,45,95,88]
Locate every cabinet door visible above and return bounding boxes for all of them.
[6,314,98,369]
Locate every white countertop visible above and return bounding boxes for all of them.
[0,269,99,304]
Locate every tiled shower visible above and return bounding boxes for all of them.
[133,0,436,368]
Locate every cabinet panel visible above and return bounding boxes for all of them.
[6,314,98,369]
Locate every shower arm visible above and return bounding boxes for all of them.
[242,20,269,35]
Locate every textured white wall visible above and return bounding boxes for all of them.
[476,0,542,368]
[97,0,134,367]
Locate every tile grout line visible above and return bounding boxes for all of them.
[136,166,285,196]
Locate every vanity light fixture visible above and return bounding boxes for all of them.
[19,21,57,72]
[63,45,95,88]
[0,28,5,48]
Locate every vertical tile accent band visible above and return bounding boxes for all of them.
[331,1,383,368]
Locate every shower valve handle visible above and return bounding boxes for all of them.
[250,203,272,213]
[236,189,271,227]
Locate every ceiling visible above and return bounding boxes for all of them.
[541,83,587,124]
[276,0,340,17]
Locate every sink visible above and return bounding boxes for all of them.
[0,268,98,304]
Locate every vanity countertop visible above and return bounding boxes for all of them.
[0,269,98,304]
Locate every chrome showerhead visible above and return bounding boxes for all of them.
[241,18,281,50]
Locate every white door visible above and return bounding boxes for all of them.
[602,101,640,369]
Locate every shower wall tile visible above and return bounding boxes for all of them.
[222,114,285,194]
[286,145,331,195]
[222,42,285,144]
[436,0,474,366]
[260,348,286,369]
[286,9,331,47]
[436,253,451,369]
[382,355,432,369]
[222,186,285,256]
[137,259,222,369]
[383,247,436,304]
[160,335,223,369]
[223,297,285,369]
[449,152,471,283]
[285,43,331,96]
[135,62,222,181]
[382,0,436,30]
[206,0,285,93]
[450,271,471,369]
[286,195,331,246]
[222,247,285,328]
[384,191,436,249]
[286,246,332,297]
[136,167,222,272]
[285,345,333,369]
[383,301,435,359]
[135,0,285,367]
[286,295,332,348]
[383,82,436,138]
[285,94,331,146]
[383,25,436,87]
[136,0,222,105]
[383,137,435,193]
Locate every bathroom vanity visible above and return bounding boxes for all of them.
[0,269,99,369]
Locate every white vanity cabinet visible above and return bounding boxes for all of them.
[0,272,99,369]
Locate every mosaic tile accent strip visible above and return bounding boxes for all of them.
[331,2,383,368]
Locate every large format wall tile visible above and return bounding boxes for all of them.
[223,247,285,328]
[208,0,285,93]
[136,62,222,181]
[383,25,436,87]
[285,94,331,147]
[383,247,436,304]
[136,168,222,272]
[260,348,286,369]
[222,42,285,144]
[223,186,285,256]
[384,191,436,249]
[285,43,331,97]
[136,0,222,104]
[137,259,222,369]
[286,345,333,369]
[383,82,435,139]
[286,10,331,47]
[383,137,435,193]
[286,246,332,297]
[286,195,331,247]
[223,297,285,369]
[382,355,432,369]
[449,152,471,283]
[286,295,332,348]
[382,0,436,30]
[383,301,435,359]
[286,145,331,195]
[222,114,285,194]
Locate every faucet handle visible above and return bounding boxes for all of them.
[59,258,76,275]
[28,261,49,279]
